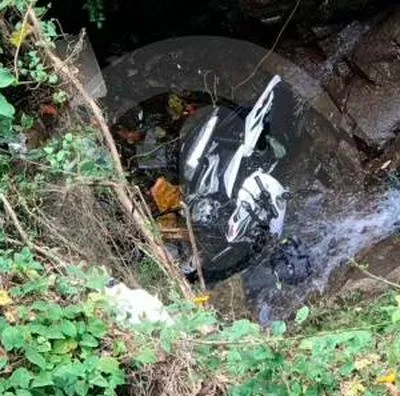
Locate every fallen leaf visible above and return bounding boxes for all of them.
[4,307,17,323]
[168,93,185,117]
[0,290,12,306]
[155,126,166,139]
[193,295,210,305]
[151,177,181,212]
[341,380,366,396]
[10,22,32,47]
[87,292,105,304]
[184,103,197,115]
[377,371,396,384]
[117,128,145,144]
[150,177,182,228]
[40,104,58,117]
[355,354,380,370]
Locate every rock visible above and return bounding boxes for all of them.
[343,11,400,149]
[334,235,400,296]
[210,274,253,320]
[238,0,393,27]
[287,10,400,151]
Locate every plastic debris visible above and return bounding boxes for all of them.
[105,281,173,326]
[136,127,168,169]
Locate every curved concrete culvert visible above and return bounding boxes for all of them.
[76,33,400,321]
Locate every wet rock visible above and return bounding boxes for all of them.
[343,11,400,149]
[238,0,393,27]
[210,273,253,320]
[333,235,400,296]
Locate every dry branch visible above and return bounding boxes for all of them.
[181,201,206,291]
[0,193,65,273]
[27,8,194,299]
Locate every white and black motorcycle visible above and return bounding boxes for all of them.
[180,75,312,282]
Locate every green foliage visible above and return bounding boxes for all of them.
[31,131,115,182]
[0,1,398,395]
[83,0,105,28]
[0,247,124,396]
[17,50,59,84]
[0,1,61,147]
[0,66,16,137]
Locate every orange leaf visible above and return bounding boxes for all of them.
[117,128,145,144]
[40,104,58,117]
[150,177,181,213]
[150,177,182,230]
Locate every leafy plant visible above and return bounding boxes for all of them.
[83,0,105,28]
[0,247,124,396]
[35,131,114,181]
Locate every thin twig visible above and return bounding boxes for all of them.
[203,70,218,108]
[16,190,85,259]
[0,193,65,273]
[180,201,206,291]
[350,258,400,290]
[232,0,303,95]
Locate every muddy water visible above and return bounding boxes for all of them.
[101,35,400,320]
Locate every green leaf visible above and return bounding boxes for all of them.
[87,318,107,338]
[29,324,64,340]
[220,320,260,340]
[63,304,83,319]
[0,0,12,12]
[74,380,89,396]
[391,309,400,323]
[135,347,158,365]
[112,340,126,356]
[0,356,8,370]
[85,267,108,290]
[16,390,32,396]
[1,326,25,351]
[271,320,287,336]
[9,367,33,389]
[0,68,15,88]
[295,306,310,325]
[31,371,54,388]
[89,374,108,388]
[60,320,77,338]
[24,346,47,370]
[98,356,120,374]
[0,93,15,118]
[81,355,99,372]
[52,339,78,354]
[80,333,98,348]
[32,302,63,322]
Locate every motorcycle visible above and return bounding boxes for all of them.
[179,75,310,281]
